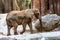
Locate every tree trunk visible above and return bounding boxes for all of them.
[41,0,46,16]
[57,0,60,15]
[8,0,12,12]
[4,0,9,12]
[49,0,54,13]
[31,0,33,8]
[13,0,20,10]
[0,0,3,13]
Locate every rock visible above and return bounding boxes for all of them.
[35,14,60,32]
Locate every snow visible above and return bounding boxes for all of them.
[0,14,7,34]
[0,13,60,40]
[0,31,60,40]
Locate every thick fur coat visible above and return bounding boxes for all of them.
[6,9,39,35]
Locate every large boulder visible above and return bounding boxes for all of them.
[35,14,60,32]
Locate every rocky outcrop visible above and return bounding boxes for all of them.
[35,14,60,32]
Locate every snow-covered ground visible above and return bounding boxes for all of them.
[0,13,60,40]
